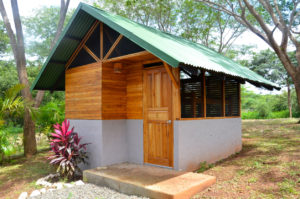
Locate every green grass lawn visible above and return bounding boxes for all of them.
[195,118,300,199]
[0,119,299,199]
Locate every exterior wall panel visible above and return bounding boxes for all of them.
[65,63,102,119]
[69,119,143,170]
[174,118,242,171]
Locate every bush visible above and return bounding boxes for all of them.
[35,100,65,136]
[242,111,260,119]
[268,110,289,119]
[48,120,89,179]
[0,129,20,162]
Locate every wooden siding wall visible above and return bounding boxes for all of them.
[126,63,143,119]
[65,62,102,119]
[101,62,127,119]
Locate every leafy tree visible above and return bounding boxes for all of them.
[91,0,245,54]
[246,49,294,117]
[0,20,9,57]
[197,0,300,120]
[0,0,70,157]
[93,0,177,32]
[177,0,246,53]
[23,6,72,64]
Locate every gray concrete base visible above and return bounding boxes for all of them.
[174,118,242,171]
[69,119,143,170]
[70,118,242,172]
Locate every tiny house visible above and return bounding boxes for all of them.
[32,3,279,171]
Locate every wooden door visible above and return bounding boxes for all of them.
[143,66,173,167]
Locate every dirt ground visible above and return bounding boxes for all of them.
[0,152,54,199]
[195,119,300,199]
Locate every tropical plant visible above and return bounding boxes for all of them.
[0,84,25,123]
[0,84,25,162]
[35,100,65,137]
[48,120,89,179]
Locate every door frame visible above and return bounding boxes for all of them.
[142,66,174,168]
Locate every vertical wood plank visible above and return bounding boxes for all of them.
[238,83,241,116]
[172,67,181,120]
[202,71,206,118]
[223,79,225,117]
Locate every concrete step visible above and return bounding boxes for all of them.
[83,163,216,199]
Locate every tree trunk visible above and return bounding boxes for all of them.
[11,0,37,156]
[23,108,37,157]
[294,73,300,120]
[287,80,292,118]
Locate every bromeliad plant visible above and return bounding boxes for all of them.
[48,119,89,179]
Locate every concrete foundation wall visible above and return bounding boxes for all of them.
[69,119,143,170]
[69,120,103,170]
[126,120,144,164]
[101,120,128,166]
[71,118,241,172]
[174,118,242,171]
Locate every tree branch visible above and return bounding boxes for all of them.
[0,0,18,59]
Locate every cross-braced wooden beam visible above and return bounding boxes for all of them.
[103,34,123,60]
[65,20,100,70]
[83,45,100,62]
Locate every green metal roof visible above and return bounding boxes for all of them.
[31,3,280,91]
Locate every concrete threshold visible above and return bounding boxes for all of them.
[83,163,216,199]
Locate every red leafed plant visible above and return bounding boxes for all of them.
[48,119,89,179]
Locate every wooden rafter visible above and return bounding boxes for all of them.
[83,45,100,62]
[104,28,122,56]
[103,34,123,60]
[102,51,151,63]
[65,20,100,70]
[100,22,103,60]
[163,62,179,89]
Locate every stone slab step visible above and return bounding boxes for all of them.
[83,163,216,199]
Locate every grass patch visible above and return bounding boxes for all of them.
[0,152,54,199]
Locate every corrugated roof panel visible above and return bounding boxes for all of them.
[31,3,280,91]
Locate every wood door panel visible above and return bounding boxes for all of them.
[143,66,173,167]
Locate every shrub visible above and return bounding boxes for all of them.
[48,120,89,179]
[242,111,260,119]
[268,110,289,119]
[35,100,65,136]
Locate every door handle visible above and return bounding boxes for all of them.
[167,120,172,124]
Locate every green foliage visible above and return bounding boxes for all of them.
[243,49,295,87]
[0,20,10,57]
[0,84,25,127]
[35,100,65,136]
[242,86,300,119]
[196,161,214,173]
[23,6,73,63]
[0,84,25,162]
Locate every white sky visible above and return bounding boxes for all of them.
[2,0,285,94]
